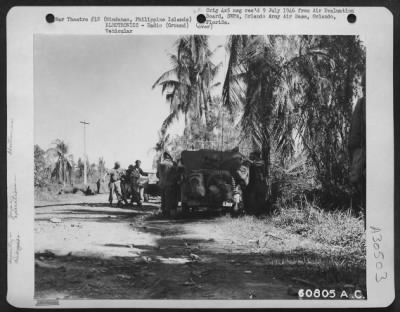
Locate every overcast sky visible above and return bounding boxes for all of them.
[34,35,226,171]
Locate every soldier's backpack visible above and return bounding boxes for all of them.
[131,168,141,180]
[187,170,206,199]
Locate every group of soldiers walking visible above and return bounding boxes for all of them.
[108,160,148,207]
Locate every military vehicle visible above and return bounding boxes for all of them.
[142,172,160,202]
[159,149,251,216]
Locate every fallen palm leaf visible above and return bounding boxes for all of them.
[182,278,196,286]
[141,256,152,263]
[49,218,62,223]
[189,253,201,261]
[35,260,64,270]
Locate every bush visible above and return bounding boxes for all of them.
[269,147,357,211]
[269,151,317,205]
[34,184,61,201]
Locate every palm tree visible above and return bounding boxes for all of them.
[272,35,335,161]
[89,162,97,181]
[223,35,365,203]
[155,130,171,152]
[222,36,333,190]
[77,157,84,179]
[98,157,106,179]
[47,139,73,187]
[34,144,47,186]
[223,35,280,193]
[151,130,171,169]
[153,35,222,146]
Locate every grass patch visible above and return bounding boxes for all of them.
[214,200,366,289]
[271,197,365,253]
[34,184,63,201]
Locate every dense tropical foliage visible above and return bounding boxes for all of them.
[154,35,366,210]
[34,140,108,187]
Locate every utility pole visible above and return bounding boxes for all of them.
[80,121,90,185]
[220,110,224,151]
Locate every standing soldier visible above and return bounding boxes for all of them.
[245,151,267,215]
[96,172,108,194]
[121,164,135,205]
[108,161,124,207]
[131,160,148,207]
[349,96,366,218]
[157,152,178,215]
[96,178,101,194]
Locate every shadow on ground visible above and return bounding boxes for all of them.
[35,215,366,300]
[35,194,366,300]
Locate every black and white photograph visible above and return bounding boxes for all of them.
[33,33,367,300]
[5,5,396,309]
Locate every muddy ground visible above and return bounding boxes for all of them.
[35,193,365,300]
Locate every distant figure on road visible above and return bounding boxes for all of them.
[131,160,148,207]
[108,161,124,207]
[96,172,108,194]
[85,185,95,196]
[96,178,101,194]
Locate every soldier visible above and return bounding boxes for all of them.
[120,164,134,205]
[96,178,101,194]
[349,95,366,218]
[245,151,267,215]
[98,172,107,194]
[85,185,95,196]
[131,160,148,207]
[157,152,179,216]
[108,161,124,207]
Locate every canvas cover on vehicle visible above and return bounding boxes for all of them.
[181,149,243,174]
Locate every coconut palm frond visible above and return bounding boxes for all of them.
[161,111,179,133]
[223,35,247,113]
[152,68,179,89]
[45,147,60,160]
[210,82,221,90]
[161,81,178,95]
[155,35,221,136]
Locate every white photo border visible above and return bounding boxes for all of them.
[6,6,394,308]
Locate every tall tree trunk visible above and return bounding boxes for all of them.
[261,76,274,200]
[62,158,66,187]
[261,138,271,196]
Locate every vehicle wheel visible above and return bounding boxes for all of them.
[180,203,190,218]
[238,201,244,213]
[160,191,167,214]
[181,203,189,213]
[230,201,244,217]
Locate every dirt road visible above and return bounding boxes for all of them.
[35,193,361,300]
